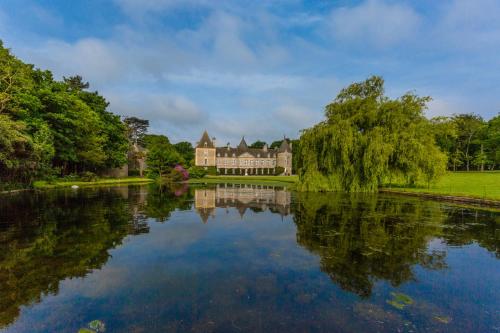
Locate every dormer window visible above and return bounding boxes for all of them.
[204,142,207,147]
[257,154,260,158]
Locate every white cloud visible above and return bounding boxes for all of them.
[166,70,302,92]
[330,0,420,47]
[425,98,470,119]
[436,0,500,51]
[114,0,212,16]
[21,38,124,85]
[273,104,321,130]
[108,92,206,125]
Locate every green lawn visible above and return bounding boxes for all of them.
[382,171,500,201]
[33,177,154,189]
[188,175,298,187]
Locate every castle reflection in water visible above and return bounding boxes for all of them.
[194,184,291,223]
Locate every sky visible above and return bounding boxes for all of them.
[0,0,499,145]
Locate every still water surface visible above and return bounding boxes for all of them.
[0,184,499,332]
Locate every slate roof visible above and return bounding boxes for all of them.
[196,130,215,148]
[198,132,291,158]
[277,139,292,153]
[216,146,277,158]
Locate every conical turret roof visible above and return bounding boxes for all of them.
[196,130,215,148]
[277,138,292,152]
[237,136,248,150]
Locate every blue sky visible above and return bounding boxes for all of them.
[1,0,499,144]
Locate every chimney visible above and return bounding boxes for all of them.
[212,137,216,148]
[227,142,230,150]
[263,143,268,152]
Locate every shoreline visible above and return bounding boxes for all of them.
[4,175,499,209]
[379,188,500,208]
[32,177,154,190]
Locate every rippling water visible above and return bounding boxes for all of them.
[0,184,498,332]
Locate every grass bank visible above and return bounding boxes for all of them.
[33,177,154,189]
[381,171,500,202]
[188,175,298,187]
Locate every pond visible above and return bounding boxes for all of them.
[0,184,498,332]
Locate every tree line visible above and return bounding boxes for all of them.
[0,41,198,187]
[432,114,499,171]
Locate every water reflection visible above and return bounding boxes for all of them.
[194,184,291,222]
[0,185,498,332]
[293,192,449,297]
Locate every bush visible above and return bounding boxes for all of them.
[128,169,140,177]
[80,171,98,182]
[44,175,58,184]
[188,166,208,179]
[206,166,217,175]
[63,173,80,181]
[274,167,285,175]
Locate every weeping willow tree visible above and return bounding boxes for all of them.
[296,76,446,192]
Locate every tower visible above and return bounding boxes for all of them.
[195,130,216,168]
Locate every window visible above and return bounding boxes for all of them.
[204,158,207,165]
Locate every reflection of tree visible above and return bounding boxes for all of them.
[143,183,193,222]
[440,208,499,258]
[292,193,449,297]
[0,189,149,328]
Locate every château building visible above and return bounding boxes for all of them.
[195,131,293,175]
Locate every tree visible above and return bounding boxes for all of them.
[144,135,183,178]
[124,117,149,145]
[296,76,447,192]
[0,40,133,182]
[173,141,195,166]
[63,75,89,91]
[270,140,283,149]
[453,114,484,171]
[484,114,500,170]
[249,140,266,149]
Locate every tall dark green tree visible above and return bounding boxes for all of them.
[144,134,183,178]
[124,117,149,145]
[173,141,195,166]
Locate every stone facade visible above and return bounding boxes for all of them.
[195,131,293,175]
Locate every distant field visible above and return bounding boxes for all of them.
[188,175,298,187]
[382,171,500,201]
